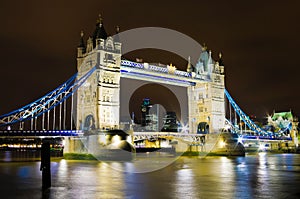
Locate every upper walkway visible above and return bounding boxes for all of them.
[120,60,206,87]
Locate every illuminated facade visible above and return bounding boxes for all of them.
[76,17,226,133]
[188,48,225,133]
[76,16,121,130]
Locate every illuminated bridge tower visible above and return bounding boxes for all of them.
[76,16,121,131]
[188,46,225,133]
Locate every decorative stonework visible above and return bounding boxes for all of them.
[188,50,226,133]
[76,17,226,133]
[76,19,121,131]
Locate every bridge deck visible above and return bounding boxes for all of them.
[0,130,81,137]
[0,130,293,142]
[242,135,292,141]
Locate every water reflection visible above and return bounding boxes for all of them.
[174,159,197,199]
[51,160,126,199]
[100,153,183,173]
[234,156,254,198]
[257,153,271,198]
[0,154,300,198]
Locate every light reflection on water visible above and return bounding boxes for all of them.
[0,153,300,198]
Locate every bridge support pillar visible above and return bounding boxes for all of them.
[40,141,51,190]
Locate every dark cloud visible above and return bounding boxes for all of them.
[0,0,299,119]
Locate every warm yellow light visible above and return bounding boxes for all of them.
[126,135,132,144]
[111,135,121,144]
[219,140,226,148]
[98,135,107,145]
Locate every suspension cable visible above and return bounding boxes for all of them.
[70,92,74,130]
[63,98,66,130]
[0,67,96,127]
[225,89,267,135]
[53,106,56,130]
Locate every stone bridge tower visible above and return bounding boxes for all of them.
[188,46,226,133]
[76,16,121,131]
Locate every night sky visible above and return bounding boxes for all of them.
[0,0,300,120]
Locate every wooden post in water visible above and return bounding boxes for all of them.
[40,141,51,190]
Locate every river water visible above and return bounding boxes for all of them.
[0,153,300,199]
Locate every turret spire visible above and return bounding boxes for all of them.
[187,56,193,73]
[78,30,85,49]
[202,43,207,51]
[77,30,86,57]
[92,14,107,47]
[218,52,224,66]
[98,14,103,26]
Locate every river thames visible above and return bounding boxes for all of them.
[0,153,299,199]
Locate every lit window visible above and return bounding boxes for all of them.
[199,93,203,99]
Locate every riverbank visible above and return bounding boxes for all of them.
[63,153,97,160]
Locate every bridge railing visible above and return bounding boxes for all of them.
[225,89,268,135]
[225,89,293,141]
[0,67,96,129]
[0,130,82,137]
[121,60,192,78]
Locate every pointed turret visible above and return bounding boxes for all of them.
[86,36,93,53]
[218,52,224,66]
[96,15,107,39]
[78,31,85,48]
[198,44,209,72]
[208,50,213,65]
[187,56,193,73]
[218,53,225,74]
[92,14,108,47]
[202,43,208,52]
[77,30,86,57]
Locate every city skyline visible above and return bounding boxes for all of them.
[0,1,300,120]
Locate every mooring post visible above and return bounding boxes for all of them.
[40,140,51,190]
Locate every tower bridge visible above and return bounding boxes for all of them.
[0,16,298,154]
[75,17,226,133]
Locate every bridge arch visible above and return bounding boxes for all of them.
[83,114,96,131]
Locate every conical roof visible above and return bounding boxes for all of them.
[218,53,224,66]
[92,15,108,47]
[78,31,85,48]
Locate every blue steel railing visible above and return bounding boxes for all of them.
[225,89,292,140]
[225,89,269,135]
[0,67,96,127]
[121,60,192,78]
